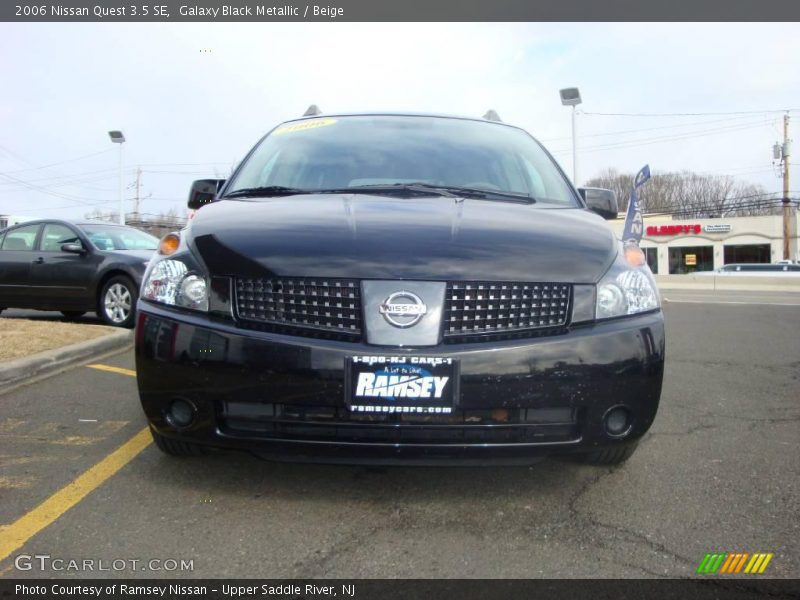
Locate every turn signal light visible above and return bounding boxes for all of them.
[624,245,646,267]
[158,233,180,256]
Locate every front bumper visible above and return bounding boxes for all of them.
[135,303,665,465]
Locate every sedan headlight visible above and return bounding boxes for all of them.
[596,245,659,320]
[141,259,208,312]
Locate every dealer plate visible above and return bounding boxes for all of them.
[346,355,459,415]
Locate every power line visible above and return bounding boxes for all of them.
[583,108,798,118]
[551,119,772,155]
[641,198,799,217]
[0,173,119,193]
[0,167,122,186]
[0,148,114,174]
[539,113,771,143]
[0,172,113,205]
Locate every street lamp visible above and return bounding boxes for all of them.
[108,130,126,225]
[559,87,582,185]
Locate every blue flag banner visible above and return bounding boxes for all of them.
[622,164,651,245]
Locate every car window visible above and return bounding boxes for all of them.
[40,223,82,252]
[79,225,158,251]
[0,224,40,251]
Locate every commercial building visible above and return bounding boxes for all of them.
[0,215,34,230]
[609,213,799,274]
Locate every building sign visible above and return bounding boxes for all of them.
[647,224,702,236]
[685,254,697,266]
[646,223,734,236]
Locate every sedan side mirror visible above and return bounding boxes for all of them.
[188,179,226,210]
[61,242,86,254]
[578,187,618,220]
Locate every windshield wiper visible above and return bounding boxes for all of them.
[224,186,309,198]
[317,183,457,198]
[225,183,536,203]
[428,184,536,203]
[319,183,535,204]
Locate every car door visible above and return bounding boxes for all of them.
[0,223,42,308]
[28,222,102,310]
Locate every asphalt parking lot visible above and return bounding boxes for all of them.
[1,291,798,579]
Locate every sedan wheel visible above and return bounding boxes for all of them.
[99,276,137,328]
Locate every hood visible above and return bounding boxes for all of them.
[188,195,617,283]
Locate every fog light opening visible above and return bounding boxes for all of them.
[604,406,632,437]
[167,398,197,429]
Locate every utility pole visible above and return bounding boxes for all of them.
[572,105,579,185]
[782,114,792,261]
[133,167,141,224]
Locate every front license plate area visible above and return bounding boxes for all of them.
[346,355,459,415]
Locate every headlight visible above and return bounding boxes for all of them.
[596,245,660,320]
[141,259,208,311]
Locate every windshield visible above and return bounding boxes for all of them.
[79,225,159,251]
[226,116,578,206]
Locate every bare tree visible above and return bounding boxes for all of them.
[584,169,777,218]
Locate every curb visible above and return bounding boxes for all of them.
[0,329,134,390]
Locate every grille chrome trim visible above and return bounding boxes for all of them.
[235,277,362,335]
[443,281,571,338]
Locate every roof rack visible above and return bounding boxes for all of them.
[483,109,502,122]
[303,104,323,116]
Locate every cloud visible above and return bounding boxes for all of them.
[0,22,797,218]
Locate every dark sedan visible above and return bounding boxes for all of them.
[136,113,665,466]
[0,220,157,327]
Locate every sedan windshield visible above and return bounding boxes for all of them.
[80,225,158,251]
[225,116,578,206]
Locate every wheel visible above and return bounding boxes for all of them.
[61,311,86,320]
[151,429,209,457]
[98,275,137,328]
[579,443,638,466]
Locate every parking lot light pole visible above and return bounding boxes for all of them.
[559,88,582,185]
[108,130,126,225]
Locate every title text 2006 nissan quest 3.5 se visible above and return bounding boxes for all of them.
[135,112,664,466]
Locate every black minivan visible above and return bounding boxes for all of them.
[135,113,665,466]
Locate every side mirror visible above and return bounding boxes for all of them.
[61,243,86,254]
[578,187,618,220]
[188,179,225,210]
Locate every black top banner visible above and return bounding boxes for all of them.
[3,0,800,22]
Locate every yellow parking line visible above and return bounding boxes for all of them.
[86,364,136,377]
[0,427,151,563]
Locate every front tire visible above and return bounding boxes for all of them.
[579,443,638,465]
[98,275,137,328]
[151,429,209,457]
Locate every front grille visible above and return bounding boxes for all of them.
[443,282,571,338]
[235,277,362,336]
[218,401,582,445]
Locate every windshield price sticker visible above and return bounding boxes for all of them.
[273,118,337,135]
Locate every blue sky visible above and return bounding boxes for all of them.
[1,22,798,219]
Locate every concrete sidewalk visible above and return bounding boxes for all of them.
[0,329,133,391]
[655,274,800,291]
